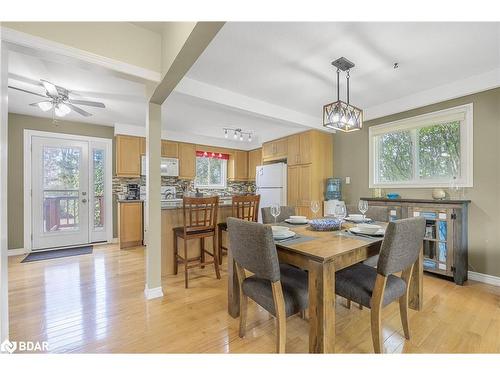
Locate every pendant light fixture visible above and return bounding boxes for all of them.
[323,57,363,132]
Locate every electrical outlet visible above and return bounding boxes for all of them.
[345,177,351,184]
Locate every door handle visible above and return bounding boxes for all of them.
[82,198,87,203]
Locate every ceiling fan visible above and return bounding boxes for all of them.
[8,79,106,118]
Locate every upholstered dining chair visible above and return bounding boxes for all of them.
[217,195,261,265]
[347,204,389,222]
[226,217,308,353]
[335,217,426,353]
[261,206,296,224]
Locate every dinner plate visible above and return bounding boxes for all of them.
[273,230,296,240]
[284,218,309,225]
[349,227,385,237]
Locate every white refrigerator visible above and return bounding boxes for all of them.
[255,162,287,223]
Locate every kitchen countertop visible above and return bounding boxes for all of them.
[118,199,144,203]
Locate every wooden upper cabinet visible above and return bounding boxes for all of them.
[116,135,141,177]
[262,138,288,162]
[287,131,312,165]
[140,137,146,155]
[248,148,262,181]
[178,143,196,179]
[161,140,179,158]
[287,134,300,166]
[287,165,300,206]
[229,150,249,181]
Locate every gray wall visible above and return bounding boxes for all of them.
[333,87,500,277]
[8,113,117,249]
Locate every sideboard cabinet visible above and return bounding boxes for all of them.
[362,198,470,285]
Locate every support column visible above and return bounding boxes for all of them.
[144,102,163,299]
[0,36,9,340]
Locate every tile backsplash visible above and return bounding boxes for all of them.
[113,176,256,199]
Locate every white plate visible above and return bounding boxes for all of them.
[271,225,289,233]
[345,215,372,223]
[285,218,308,224]
[274,230,295,240]
[349,227,385,236]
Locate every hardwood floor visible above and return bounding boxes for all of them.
[8,243,500,353]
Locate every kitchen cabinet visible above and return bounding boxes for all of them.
[178,142,196,179]
[116,135,142,177]
[262,138,287,162]
[247,148,262,181]
[228,150,249,181]
[140,137,146,155]
[118,201,143,249]
[288,164,315,217]
[287,131,312,166]
[161,140,179,158]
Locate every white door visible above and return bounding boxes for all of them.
[30,136,111,250]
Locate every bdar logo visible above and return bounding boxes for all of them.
[0,339,17,354]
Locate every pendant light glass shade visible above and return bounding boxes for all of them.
[323,100,363,132]
[55,103,71,117]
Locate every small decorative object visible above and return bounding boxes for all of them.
[195,188,203,197]
[372,188,384,198]
[386,193,400,200]
[309,218,341,231]
[325,178,342,200]
[432,188,447,200]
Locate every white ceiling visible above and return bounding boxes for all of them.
[7,22,500,149]
[7,50,147,127]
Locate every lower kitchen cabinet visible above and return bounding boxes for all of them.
[118,201,143,249]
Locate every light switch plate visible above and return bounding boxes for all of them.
[345,177,351,184]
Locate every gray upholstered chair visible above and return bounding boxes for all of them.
[261,206,296,224]
[335,217,426,353]
[226,217,308,353]
[347,204,389,222]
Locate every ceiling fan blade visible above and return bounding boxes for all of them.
[41,79,59,97]
[69,99,105,108]
[66,103,92,117]
[8,85,47,98]
[29,101,52,106]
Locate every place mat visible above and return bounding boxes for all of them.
[275,235,316,246]
[340,230,383,242]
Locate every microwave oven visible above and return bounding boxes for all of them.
[141,156,179,177]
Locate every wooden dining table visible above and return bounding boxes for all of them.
[227,222,423,353]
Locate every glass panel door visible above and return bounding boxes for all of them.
[32,137,89,249]
[89,146,108,242]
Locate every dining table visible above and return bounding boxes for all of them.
[226,221,424,353]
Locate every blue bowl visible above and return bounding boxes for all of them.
[309,218,341,231]
[386,193,401,200]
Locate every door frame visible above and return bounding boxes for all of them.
[23,130,113,251]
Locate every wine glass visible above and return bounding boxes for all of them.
[310,200,320,217]
[334,202,347,231]
[358,200,368,222]
[270,204,281,224]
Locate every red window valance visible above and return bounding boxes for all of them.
[196,150,229,160]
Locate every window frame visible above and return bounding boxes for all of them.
[194,156,227,189]
[369,103,473,188]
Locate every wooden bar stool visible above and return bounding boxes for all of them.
[217,195,260,265]
[173,196,221,288]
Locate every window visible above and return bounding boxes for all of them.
[369,104,473,188]
[194,151,228,189]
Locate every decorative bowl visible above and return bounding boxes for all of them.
[309,218,341,231]
[386,193,401,200]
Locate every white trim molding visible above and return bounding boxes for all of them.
[468,271,500,287]
[7,248,26,257]
[144,286,164,300]
[1,27,162,83]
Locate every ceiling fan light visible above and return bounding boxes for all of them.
[38,102,53,112]
[55,103,70,117]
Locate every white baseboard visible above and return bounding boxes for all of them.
[468,271,500,287]
[8,248,27,257]
[144,285,164,300]
[110,238,118,244]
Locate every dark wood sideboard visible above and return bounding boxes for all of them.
[361,198,470,285]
